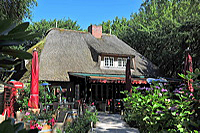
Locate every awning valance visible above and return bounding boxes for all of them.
[69,72,147,84]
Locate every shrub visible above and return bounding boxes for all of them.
[64,110,98,133]
[122,68,200,132]
[17,81,56,110]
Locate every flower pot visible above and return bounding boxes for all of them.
[39,124,52,133]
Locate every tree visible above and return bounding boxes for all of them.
[101,17,130,39]
[0,0,37,21]
[27,18,82,47]
[120,0,200,77]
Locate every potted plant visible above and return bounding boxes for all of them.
[22,109,56,131]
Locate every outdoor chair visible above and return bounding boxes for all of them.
[53,102,59,110]
[39,102,43,111]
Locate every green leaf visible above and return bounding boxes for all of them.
[138,98,142,102]
[22,33,40,40]
[0,19,15,35]
[8,22,29,34]
[172,112,176,116]
[177,124,182,128]
[0,49,32,59]
[0,40,25,46]
[0,119,14,133]
[180,113,185,117]
[178,73,186,79]
[0,31,32,40]
[174,100,181,104]
[160,113,164,117]
[143,116,150,121]
[179,128,184,132]
[184,111,191,114]
[0,64,14,69]
[153,103,161,109]
[155,117,160,120]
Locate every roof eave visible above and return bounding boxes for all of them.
[100,53,135,58]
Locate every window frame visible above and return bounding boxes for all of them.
[117,58,122,67]
[104,56,114,67]
[122,58,127,67]
[117,57,127,68]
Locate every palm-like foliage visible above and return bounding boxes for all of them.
[0,19,38,83]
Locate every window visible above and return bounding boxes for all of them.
[118,58,127,67]
[104,57,114,67]
[118,58,122,67]
[110,57,114,66]
[123,58,127,67]
[102,56,130,69]
[105,57,109,66]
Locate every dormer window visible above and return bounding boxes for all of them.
[118,58,127,67]
[101,55,134,70]
[104,57,114,67]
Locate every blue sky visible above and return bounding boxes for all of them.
[31,0,143,29]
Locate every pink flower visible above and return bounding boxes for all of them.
[51,118,55,126]
[161,88,168,92]
[30,121,35,129]
[165,99,170,102]
[30,125,35,129]
[38,125,43,130]
[190,93,194,96]
[34,123,39,127]
[25,112,30,116]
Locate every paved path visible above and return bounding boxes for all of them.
[90,112,139,133]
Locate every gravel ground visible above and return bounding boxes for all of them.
[89,112,139,133]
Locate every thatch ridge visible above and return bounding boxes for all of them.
[46,28,88,36]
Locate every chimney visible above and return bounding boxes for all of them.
[88,25,102,38]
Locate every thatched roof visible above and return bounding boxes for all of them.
[22,28,159,82]
[83,33,136,56]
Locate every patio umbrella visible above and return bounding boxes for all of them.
[28,50,39,108]
[184,48,194,92]
[126,57,132,93]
